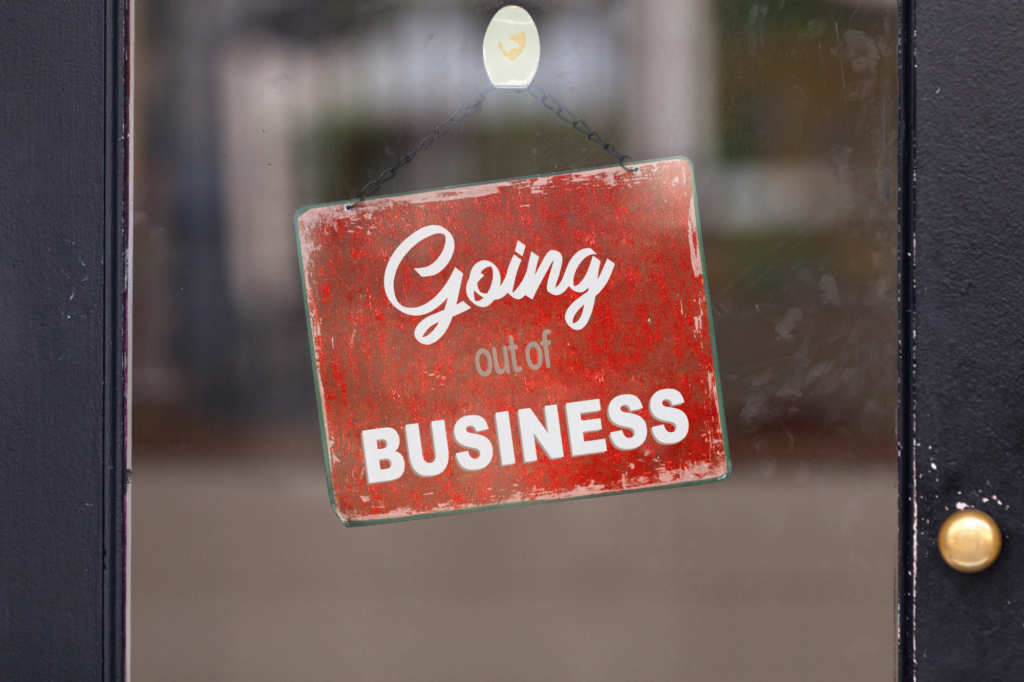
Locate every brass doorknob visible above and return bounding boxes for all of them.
[938,509,1002,573]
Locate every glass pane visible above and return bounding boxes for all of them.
[132,0,897,679]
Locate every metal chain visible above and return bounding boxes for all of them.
[524,82,638,172]
[346,81,638,209]
[346,85,495,209]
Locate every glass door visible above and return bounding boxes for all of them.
[131,0,898,679]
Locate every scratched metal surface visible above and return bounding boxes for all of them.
[0,0,129,677]
[906,0,1024,675]
[297,159,727,523]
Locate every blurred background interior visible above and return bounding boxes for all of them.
[131,0,899,680]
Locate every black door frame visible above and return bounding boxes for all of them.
[3,0,1020,678]
[0,0,129,678]
[898,0,1024,677]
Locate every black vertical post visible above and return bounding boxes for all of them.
[897,0,915,679]
[901,0,1024,678]
[0,0,129,679]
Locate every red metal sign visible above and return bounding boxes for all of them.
[296,158,728,525]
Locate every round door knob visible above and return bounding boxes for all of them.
[938,509,1002,573]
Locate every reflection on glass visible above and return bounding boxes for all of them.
[132,0,897,679]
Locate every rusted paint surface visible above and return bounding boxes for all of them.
[296,158,728,525]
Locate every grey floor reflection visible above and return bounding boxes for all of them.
[132,454,894,682]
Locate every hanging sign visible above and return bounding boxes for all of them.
[296,158,729,525]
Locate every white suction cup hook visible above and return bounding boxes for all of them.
[483,5,540,89]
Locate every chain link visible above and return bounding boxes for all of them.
[346,81,637,209]
[524,82,638,172]
[346,85,495,209]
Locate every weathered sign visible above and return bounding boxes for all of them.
[296,158,729,525]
